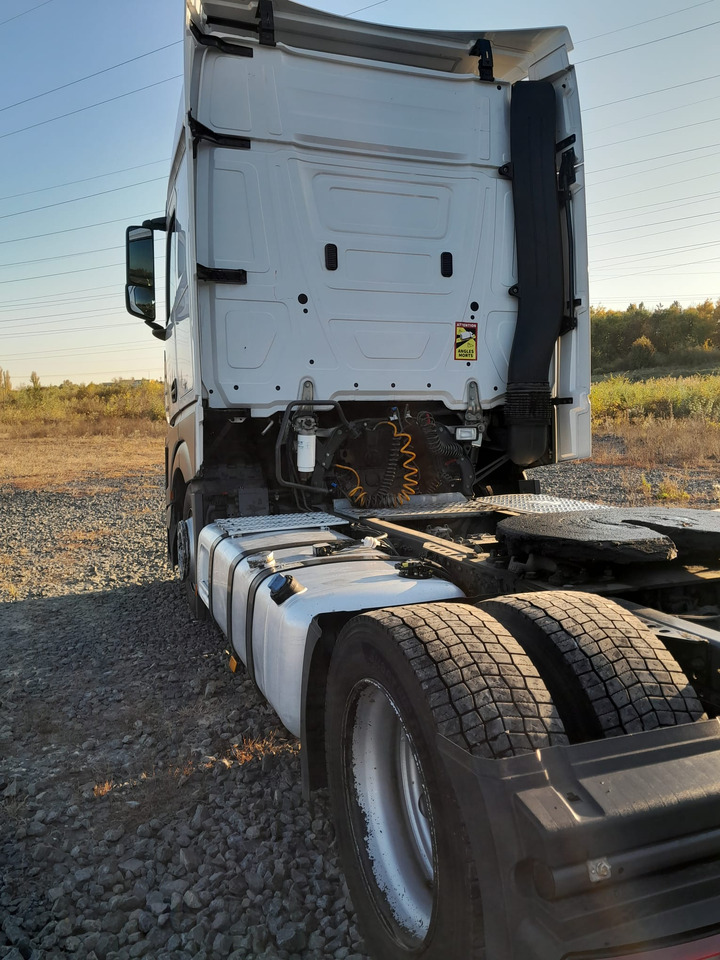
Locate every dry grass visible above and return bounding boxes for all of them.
[0,433,163,493]
[592,418,720,469]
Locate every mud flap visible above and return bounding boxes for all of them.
[438,719,720,959]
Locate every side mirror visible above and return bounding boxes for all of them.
[125,226,156,321]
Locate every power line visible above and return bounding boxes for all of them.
[0,42,181,113]
[0,246,121,269]
[0,74,182,142]
[586,92,720,136]
[588,141,720,175]
[0,179,166,221]
[0,307,121,326]
[593,240,720,267]
[347,1,389,15]
[0,262,125,284]
[0,212,164,246]
[584,72,720,113]
[575,17,720,65]
[1,341,159,361]
[0,0,54,28]
[575,0,717,44]
[0,159,170,202]
[588,189,720,223]
[1,284,122,305]
[589,168,720,204]
[0,322,140,340]
[590,209,720,239]
[589,113,720,151]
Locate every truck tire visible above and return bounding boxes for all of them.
[325,602,567,960]
[480,591,704,741]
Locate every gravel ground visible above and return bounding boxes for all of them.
[0,476,366,960]
[2,458,718,960]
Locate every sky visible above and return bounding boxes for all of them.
[1,0,719,386]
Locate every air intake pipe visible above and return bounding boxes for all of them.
[504,81,564,466]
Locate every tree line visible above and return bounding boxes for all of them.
[591,299,720,374]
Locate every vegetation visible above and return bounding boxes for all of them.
[591,373,720,423]
[592,300,720,375]
[0,376,164,437]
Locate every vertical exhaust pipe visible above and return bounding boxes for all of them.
[504,81,564,466]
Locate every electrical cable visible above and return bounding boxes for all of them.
[0,75,182,142]
[575,17,720,65]
[0,212,164,246]
[0,0,54,28]
[0,159,171,202]
[0,43,181,113]
[0,178,166,221]
[584,72,720,113]
[575,1,717,44]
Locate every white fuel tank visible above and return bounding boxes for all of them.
[196,513,465,735]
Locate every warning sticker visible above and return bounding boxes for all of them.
[455,322,478,361]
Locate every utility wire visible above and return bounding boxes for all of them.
[575,0,718,44]
[586,92,720,136]
[588,141,720,175]
[347,1,389,15]
[590,113,720,151]
[0,322,139,339]
[575,17,720,65]
[590,209,720,238]
[0,42,181,113]
[584,72,720,112]
[0,159,170,202]
[588,189,720,222]
[0,262,125,284]
[0,179,166,221]
[2,340,158,360]
[0,246,121,269]
[0,75,182,142]
[0,212,164,246]
[0,0,54,28]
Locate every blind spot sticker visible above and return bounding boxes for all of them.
[455,322,477,361]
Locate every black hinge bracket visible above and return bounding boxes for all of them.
[206,0,275,46]
[558,148,578,203]
[257,0,275,46]
[197,264,248,285]
[189,20,254,57]
[498,162,513,180]
[560,314,578,335]
[470,39,494,81]
[551,397,574,406]
[556,133,576,153]
[188,114,251,157]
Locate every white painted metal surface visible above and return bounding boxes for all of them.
[197,521,464,735]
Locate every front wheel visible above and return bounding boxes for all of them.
[325,602,567,960]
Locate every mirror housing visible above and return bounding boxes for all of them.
[125,226,156,320]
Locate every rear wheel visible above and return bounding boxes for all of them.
[480,591,704,741]
[325,602,567,960]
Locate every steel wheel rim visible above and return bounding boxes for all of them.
[345,679,435,941]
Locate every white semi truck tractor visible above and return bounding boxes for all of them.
[125,2,720,958]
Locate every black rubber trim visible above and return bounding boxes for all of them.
[189,20,253,56]
[441,252,453,277]
[197,264,248,285]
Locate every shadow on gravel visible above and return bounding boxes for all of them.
[0,583,366,960]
